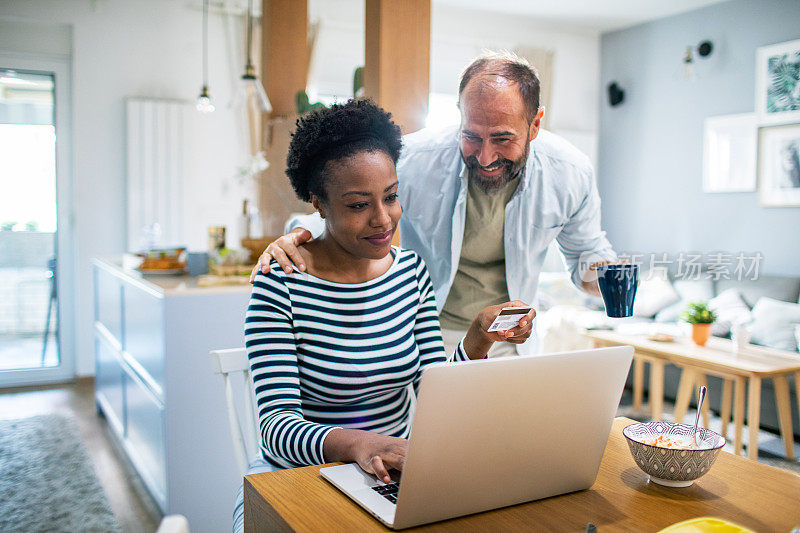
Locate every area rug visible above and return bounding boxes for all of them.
[0,414,121,532]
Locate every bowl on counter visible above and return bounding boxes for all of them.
[623,421,726,487]
[136,247,187,274]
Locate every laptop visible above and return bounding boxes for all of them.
[320,346,633,529]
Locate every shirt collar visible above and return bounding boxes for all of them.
[458,157,468,181]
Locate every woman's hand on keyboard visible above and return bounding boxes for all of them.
[323,429,407,484]
[354,432,408,484]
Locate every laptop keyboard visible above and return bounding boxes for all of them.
[371,482,399,503]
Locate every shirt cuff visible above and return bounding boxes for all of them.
[318,426,343,464]
[452,338,481,361]
[575,249,618,289]
[285,212,325,239]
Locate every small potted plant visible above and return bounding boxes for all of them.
[681,302,717,346]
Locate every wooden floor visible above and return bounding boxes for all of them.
[0,379,162,533]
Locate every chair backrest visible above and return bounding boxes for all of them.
[209,348,259,476]
[156,514,190,533]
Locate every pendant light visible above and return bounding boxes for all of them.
[196,0,215,113]
[237,0,271,113]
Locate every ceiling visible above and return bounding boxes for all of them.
[433,0,731,33]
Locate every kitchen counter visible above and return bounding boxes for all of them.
[93,257,251,531]
[94,257,252,296]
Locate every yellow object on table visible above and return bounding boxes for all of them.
[658,517,754,533]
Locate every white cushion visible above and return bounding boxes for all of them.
[633,267,680,318]
[708,289,752,337]
[654,278,715,323]
[749,297,800,352]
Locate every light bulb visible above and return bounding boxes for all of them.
[196,86,215,114]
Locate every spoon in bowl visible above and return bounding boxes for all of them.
[692,385,707,448]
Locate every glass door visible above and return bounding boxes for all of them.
[0,57,74,386]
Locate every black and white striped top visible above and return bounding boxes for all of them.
[245,247,469,469]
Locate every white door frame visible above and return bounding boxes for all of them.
[0,52,76,387]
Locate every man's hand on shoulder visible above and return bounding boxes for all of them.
[249,228,313,283]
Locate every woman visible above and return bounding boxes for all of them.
[233,99,533,531]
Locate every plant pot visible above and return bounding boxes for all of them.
[692,323,712,346]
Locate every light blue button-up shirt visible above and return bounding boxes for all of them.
[288,124,616,319]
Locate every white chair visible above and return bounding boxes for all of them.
[209,348,259,476]
[156,514,190,533]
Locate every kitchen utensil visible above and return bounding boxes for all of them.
[692,385,707,448]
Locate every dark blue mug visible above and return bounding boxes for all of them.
[596,264,639,318]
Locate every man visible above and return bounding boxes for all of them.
[251,51,617,355]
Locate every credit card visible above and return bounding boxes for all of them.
[487,306,532,332]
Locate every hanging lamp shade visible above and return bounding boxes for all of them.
[233,0,271,113]
[240,64,271,113]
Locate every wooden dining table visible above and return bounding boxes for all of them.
[244,417,800,532]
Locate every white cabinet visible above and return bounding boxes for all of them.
[94,332,124,435]
[93,259,251,532]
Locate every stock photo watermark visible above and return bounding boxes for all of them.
[580,252,764,282]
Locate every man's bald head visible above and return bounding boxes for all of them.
[458,51,541,124]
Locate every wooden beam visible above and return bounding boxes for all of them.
[258,1,314,239]
[364,0,430,134]
[263,0,309,117]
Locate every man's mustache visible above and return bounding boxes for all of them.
[465,155,513,170]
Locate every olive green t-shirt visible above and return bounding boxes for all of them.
[439,175,520,330]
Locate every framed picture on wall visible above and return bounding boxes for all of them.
[702,113,757,192]
[756,39,800,125]
[758,124,800,206]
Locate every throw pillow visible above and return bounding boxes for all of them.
[708,289,752,337]
[748,297,800,352]
[633,267,680,318]
[654,278,715,323]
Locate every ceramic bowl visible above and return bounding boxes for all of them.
[623,421,726,487]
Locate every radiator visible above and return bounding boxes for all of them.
[125,98,186,251]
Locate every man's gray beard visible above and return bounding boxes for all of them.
[468,165,521,194]
[464,144,529,194]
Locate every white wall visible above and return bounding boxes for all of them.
[0,0,254,376]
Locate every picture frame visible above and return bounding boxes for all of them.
[755,39,800,125]
[702,113,757,192]
[758,124,800,206]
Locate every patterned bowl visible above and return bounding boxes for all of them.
[623,421,726,487]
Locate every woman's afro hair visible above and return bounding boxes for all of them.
[286,98,402,203]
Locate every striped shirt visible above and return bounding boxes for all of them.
[244,247,469,469]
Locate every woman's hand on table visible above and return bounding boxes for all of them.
[463,300,536,358]
[249,228,313,282]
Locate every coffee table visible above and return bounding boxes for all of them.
[584,330,800,460]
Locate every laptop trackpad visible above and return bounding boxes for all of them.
[320,463,398,526]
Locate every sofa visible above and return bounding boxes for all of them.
[537,268,800,440]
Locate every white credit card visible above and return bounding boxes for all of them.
[487,306,532,332]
